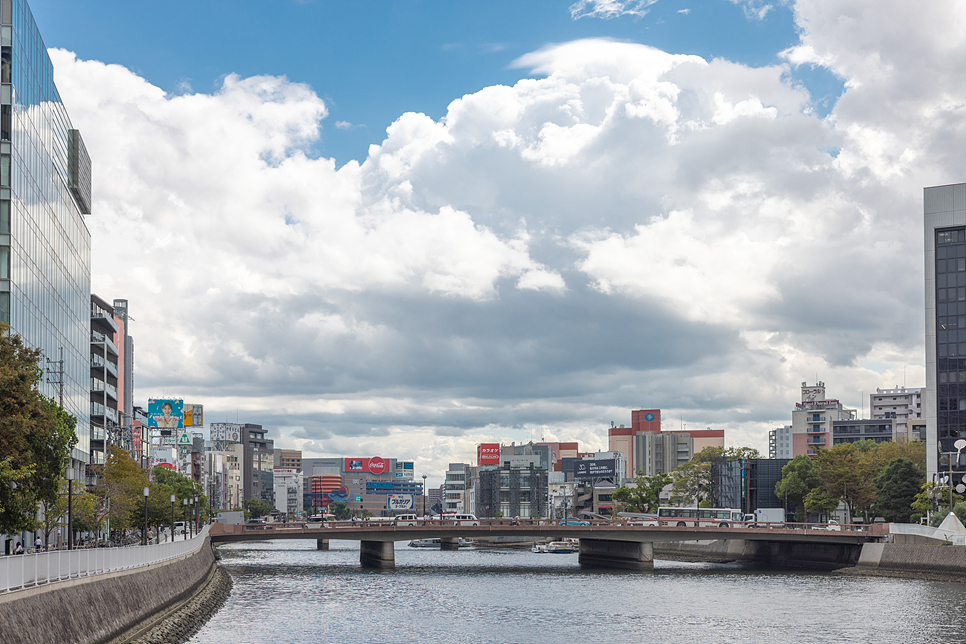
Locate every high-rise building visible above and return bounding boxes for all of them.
[240,424,274,505]
[769,425,792,459]
[0,0,92,463]
[923,183,966,483]
[791,382,856,457]
[870,387,923,442]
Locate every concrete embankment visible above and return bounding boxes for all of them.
[0,538,229,644]
[656,539,966,582]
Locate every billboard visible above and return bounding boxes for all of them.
[388,494,414,510]
[344,457,389,475]
[478,443,500,466]
[183,404,204,427]
[210,423,242,442]
[574,459,617,479]
[148,399,183,429]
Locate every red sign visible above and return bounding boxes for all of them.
[344,457,389,474]
[157,462,175,470]
[478,443,501,465]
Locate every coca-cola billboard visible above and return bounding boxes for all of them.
[478,443,501,465]
[344,457,390,475]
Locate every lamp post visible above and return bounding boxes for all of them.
[142,487,150,546]
[950,439,966,512]
[183,498,188,540]
[65,466,76,550]
[170,494,176,543]
[189,497,195,538]
[422,475,427,516]
[195,494,200,532]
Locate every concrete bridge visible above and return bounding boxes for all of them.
[208,520,888,570]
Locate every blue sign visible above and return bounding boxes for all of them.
[644,412,655,422]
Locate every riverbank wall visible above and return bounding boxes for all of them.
[0,538,222,644]
[656,539,966,580]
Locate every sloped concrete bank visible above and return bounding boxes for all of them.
[656,539,966,581]
[0,538,229,644]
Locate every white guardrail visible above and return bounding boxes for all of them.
[0,525,210,594]
[889,522,966,545]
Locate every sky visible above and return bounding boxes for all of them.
[29,0,960,484]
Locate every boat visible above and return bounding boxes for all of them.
[408,537,474,548]
[532,540,577,554]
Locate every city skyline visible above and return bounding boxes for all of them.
[27,0,953,480]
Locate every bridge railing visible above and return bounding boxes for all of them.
[0,525,210,594]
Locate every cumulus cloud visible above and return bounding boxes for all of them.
[50,0,966,475]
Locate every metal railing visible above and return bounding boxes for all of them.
[0,526,209,594]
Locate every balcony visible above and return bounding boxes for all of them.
[90,402,118,424]
[91,331,119,357]
[90,355,118,379]
[807,436,827,445]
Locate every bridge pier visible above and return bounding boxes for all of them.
[360,540,395,569]
[578,539,653,571]
[440,537,460,551]
[316,539,329,551]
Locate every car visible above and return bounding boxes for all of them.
[246,518,265,524]
[559,518,590,526]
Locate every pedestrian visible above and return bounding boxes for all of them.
[14,542,23,555]
[35,536,42,551]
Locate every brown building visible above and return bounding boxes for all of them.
[274,449,302,471]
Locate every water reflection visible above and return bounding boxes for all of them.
[190,540,966,644]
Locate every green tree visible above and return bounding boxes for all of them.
[244,498,274,519]
[0,325,78,534]
[813,443,875,521]
[95,446,148,532]
[774,455,823,521]
[151,466,208,523]
[873,457,924,523]
[804,488,840,521]
[329,501,351,520]
[611,472,672,514]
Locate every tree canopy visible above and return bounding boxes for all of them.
[670,446,761,506]
[0,324,78,534]
[611,472,672,514]
[874,457,924,523]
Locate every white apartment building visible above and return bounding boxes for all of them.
[445,463,468,513]
[273,468,303,517]
[870,387,923,441]
[769,425,792,459]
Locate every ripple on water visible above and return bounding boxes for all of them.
[189,540,966,644]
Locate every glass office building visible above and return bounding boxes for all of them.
[0,0,92,462]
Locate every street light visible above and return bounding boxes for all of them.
[189,497,195,538]
[950,439,966,512]
[142,487,150,546]
[65,466,76,551]
[422,475,427,516]
[194,494,200,532]
[183,498,188,540]
[170,494,176,543]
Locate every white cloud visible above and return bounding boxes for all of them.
[50,0,966,470]
[569,0,660,20]
[335,120,352,129]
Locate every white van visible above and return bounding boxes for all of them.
[394,514,419,526]
[453,514,479,526]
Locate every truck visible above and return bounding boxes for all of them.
[215,511,245,525]
[742,508,785,527]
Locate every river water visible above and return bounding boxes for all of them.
[189,540,966,644]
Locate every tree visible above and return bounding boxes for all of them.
[611,472,672,513]
[244,498,274,519]
[774,455,823,521]
[152,466,208,523]
[95,446,148,533]
[329,501,351,520]
[873,457,924,523]
[0,325,78,534]
[804,488,840,521]
[813,443,875,521]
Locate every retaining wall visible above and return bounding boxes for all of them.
[655,539,861,568]
[0,538,216,644]
[857,542,966,576]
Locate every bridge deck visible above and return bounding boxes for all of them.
[209,520,887,545]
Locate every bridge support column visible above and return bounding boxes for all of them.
[578,539,653,571]
[440,537,460,551]
[316,539,329,551]
[360,540,395,569]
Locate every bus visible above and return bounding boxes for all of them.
[657,507,744,527]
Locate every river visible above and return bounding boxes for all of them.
[189,539,966,644]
